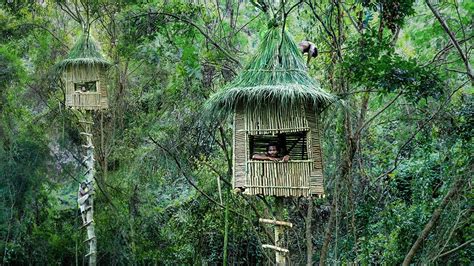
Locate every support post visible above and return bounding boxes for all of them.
[260,198,291,265]
[77,111,97,266]
[275,197,286,265]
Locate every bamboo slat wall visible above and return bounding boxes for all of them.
[64,65,108,110]
[306,107,324,195]
[233,109,247,188]
[232,104,325,197]
[245,161,312,197]
[71,93,102,109]
[245,105,308,135]
[99,70,108,109]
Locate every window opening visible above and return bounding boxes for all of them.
[249,131,308,160]
[74,81,97,92]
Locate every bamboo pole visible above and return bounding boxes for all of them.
[259,218,293,227]
[275,197,286,265]
[262,245,289,253]
[223,196,229,265]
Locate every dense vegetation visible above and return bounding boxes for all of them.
[0,0,472,264]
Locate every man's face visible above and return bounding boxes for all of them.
[267,145,278,157]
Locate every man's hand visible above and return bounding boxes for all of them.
[282,155,290,162]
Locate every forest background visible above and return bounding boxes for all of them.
[0,0,472,264]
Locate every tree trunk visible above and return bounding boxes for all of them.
[223,196,229,265]
[402,177,465,266]
[79,112,97,266]
[306,196,313,266]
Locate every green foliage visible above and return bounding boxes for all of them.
[360,0,416,31]
[344,29,444,102]
[0,0,472,265]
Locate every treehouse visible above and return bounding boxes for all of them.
[207,28,334,197]
[58,34,110,110]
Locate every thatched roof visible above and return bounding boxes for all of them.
[207,27,334,116]
[57,34,110,69]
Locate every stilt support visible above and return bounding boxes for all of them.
[76,110,97,266]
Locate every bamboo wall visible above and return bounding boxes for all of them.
[246,160,311,197]
[306,107,324,195]
[233,109,247,188]
[232,104,325,197]
[64,65,108,110]
[245,105,308,135]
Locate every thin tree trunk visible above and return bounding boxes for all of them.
[275,197,286,265]
[85,125,97,266]
[402,178,465,266]
[78,112,97,266]
[223,195,229,265]
[320,91,369,264]
[319,191,337,265]
[306,196,313,266]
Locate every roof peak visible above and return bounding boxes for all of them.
[206,28,334,116]
[58,34,110,68]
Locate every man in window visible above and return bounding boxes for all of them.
[252,142,290,162]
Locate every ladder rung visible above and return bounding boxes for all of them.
[85,251,96,257]
[79,120,94,124]
[262,244,289,253]
[84,236,96,243]
[80,220,94,228]
[80,132,93,136]
[82,144,94,148]
[259,218,293,228]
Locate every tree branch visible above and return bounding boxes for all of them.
[134,11,241,66]
[148,134,248,219]
[426,0,474,83]
[357,91,403,136]
[402,177,467,266]
[437,239,474,259]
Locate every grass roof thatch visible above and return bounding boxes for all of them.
[57,34,110,69]
[206,27,334,116]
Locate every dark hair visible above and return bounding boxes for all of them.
[266,142,280,152]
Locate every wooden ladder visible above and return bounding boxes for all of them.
[260,218,293,265]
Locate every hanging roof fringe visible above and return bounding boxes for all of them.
[206,27,334,117]
[57,34,110,70]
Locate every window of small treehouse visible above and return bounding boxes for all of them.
[74,81,97,92]
[249,131,309,160]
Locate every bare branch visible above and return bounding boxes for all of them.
[136,11,241,66]
[426,0,474,83]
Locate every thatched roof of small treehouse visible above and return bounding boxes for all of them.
[207,27,334,116]
[57,34,110,70]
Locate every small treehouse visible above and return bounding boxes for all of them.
[208,28,333,197]
[56,33,110,265]
[58,34,110,110]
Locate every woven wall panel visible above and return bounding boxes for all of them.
[306,108,324,196]
[245,161,311,197]
[245,106,308,134]
[233,110,247,188]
